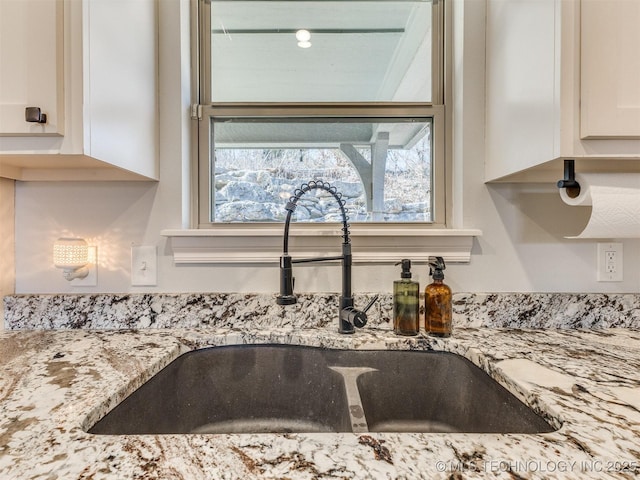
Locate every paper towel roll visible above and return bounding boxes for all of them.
[559,173,640,238]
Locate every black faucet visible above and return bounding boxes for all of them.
[276,181,377,334]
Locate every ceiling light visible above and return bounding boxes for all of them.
[295,29,311,42]
[295,29,311,48]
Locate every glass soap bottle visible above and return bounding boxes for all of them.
[393,259,420,336]
[425,256,452,337]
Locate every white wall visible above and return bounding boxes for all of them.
[12,0,640,296]
[1,178,15,327]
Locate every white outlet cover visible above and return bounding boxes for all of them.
[131,245,157,286]
[597,242,623,282]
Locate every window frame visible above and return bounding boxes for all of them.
[194,0,450,230]
[161,0,481,266]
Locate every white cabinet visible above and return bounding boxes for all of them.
[580,0,640,139]
[0,0,64,136]
[0,0,158,181]
[485,0,640,183]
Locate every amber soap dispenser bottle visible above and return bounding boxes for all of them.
[425,256,452,337]
[393,259,420,336]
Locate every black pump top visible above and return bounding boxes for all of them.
[396,259,413,279]
[428,256,446,281]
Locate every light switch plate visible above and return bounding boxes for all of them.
[131,245,157,286]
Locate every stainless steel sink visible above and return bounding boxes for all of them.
[88,344,555,435]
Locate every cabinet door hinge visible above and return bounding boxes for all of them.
[191,104,203,120]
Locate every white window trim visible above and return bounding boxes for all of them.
[161,225,481,265]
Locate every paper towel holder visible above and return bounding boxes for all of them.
[557,159,581,198]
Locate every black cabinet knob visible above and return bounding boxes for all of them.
[25,107,47,124]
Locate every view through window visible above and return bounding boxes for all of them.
[211,118,433,222]
[199,0,444,226]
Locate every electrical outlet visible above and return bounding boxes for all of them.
[597,243,623,282]
[131,245,157,286]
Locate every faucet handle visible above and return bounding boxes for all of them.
[341,306,367,329]
[352,310,367,329]
[362,294,379,314]
[340,295,379,330]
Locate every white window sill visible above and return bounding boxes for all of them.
[161,225,481,265]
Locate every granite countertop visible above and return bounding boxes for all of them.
[1,326,640,479]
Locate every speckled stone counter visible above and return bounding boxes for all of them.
[5,292,640,330]
[1,326,640,479]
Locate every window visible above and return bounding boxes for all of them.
[195,0,447,227]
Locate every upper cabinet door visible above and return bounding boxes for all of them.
[485,0,640,182]
[0,0,64,136]
[581,0,640,139]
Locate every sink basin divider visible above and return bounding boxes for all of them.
[329,366,378,433]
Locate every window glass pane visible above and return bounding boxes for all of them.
[210,0,433,102]
[211,119,433,222]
